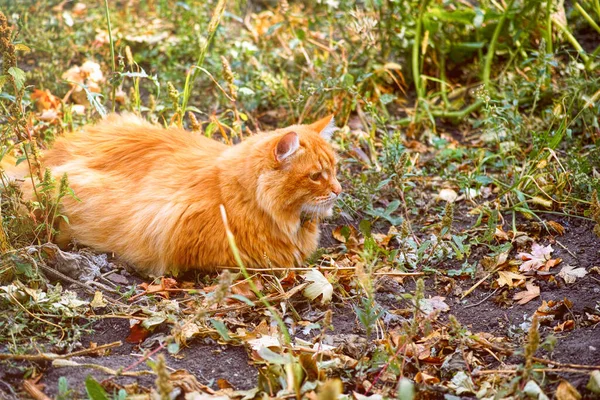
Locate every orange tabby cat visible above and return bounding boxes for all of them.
[22,114,341,275]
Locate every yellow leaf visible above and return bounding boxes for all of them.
[556,380,581,400]
[497,271,526,288]
[90,291,107,308]
[14,43,31,53]
[513,282,540,305]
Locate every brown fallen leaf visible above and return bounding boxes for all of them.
[555,379,581,400]
[216,378,234,389]
[126,322,150,343]
[553,320,575,332]
[31,88,61,112]
[414,371,440,384]
[513,282,540,305]
[546,220,565,236]
[494,226,509,242]
[137,277,179,299]
[496,271,527,288]
[534,299,573,323]
[332,225,358,245]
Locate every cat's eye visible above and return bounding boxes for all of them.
[309,172,322,181]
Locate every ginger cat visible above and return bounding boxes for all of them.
[26,114,341,275]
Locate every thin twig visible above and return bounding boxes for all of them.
[0,341,122,361]
[474,367,598,375]
[464,288,499,309]
[53,359,153,377]
[22,380,51,400]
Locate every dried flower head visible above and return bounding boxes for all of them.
[0,12,16,75]
[220,56,237,100]
[152,354,173,400]
[124,45,134,67]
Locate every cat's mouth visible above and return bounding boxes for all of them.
[301,196,337,218]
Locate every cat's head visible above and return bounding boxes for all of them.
[257,115,342,220]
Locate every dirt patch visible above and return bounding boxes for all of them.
[36,317,257,398]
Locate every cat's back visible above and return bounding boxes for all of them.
[44,113,227,174]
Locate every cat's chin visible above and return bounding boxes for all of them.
[301,203,334,218]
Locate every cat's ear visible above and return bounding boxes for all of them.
[308,114,336,140]
[275,131,300,162]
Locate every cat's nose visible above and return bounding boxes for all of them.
[331,181,342,196]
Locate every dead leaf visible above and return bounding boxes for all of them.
[534,299,573,323]
[437,188,458,203]
[90,291,107,308]
[216,379,234,389]
[332,225,358,245]
[126,322,150,343]
[62,61,104,107]
[31,88,61,111]
[247,335,281,351]
[230,279,263,301]
[546,221,565,235]
[137,277,178,299]
[557,265,587,284]
[513,282,540,305]
[517,243,553,272]
[553,320,574,332]
[556,379,581,400]
[414,371,440,384]
[416,296,449,315]
[496,271,527,288]
[38,109,59,122]
[302,269,333,304]
[543,257,562,271]
[494,226,509,242]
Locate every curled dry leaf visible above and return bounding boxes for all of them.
[302,269,333,304]
[534,299,573,323]
[247,335,281,351]
[90,291,107,308]
[496,271,527,288]
[513,282,540,305]
[414,371,440,385]
[517,243,555,272]
[437,188,458,203]
[553,320,574,332]
[546,220,566,235]
[557,265,587,284]
[138,277,178,299]
[126,322,150,343]
[31,88,61,111]
[555,379,581,400]
[416,296,449,316]
[62,61,104,107]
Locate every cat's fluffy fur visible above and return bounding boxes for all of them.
[23,114,341,275]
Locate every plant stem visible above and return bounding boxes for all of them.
[552,14,590,64]
[431,99,484,119]
[180,0,226,124]
[483,0,516,92]
[545,0,553,54]
[103,0,116,113]
[412,0,432,119]
[439,50,450,108]
[574,2,600,35]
